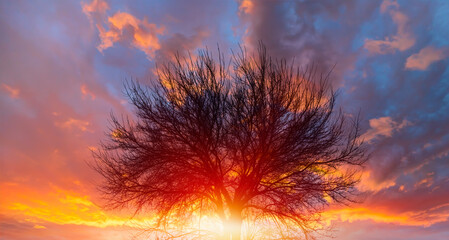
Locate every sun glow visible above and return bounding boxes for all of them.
[1,182,236,238]
[0,182,156,229]
[4,179,445,239]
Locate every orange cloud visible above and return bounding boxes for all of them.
[55,118,91,132]
[2,83,20,98]
[324,204,449,227]
[405,46,448,70]
[1,183,155,229]
[81,0,164,59]
[33,224,47,229]
[358,170,397,192]
[82,0,109,16]
[0,182,226,238]
[414,172,435,188]
[239,0,254,15]
[96,23,119,50]
[81,84,96,100]
[82,0,109,27]
[97,11,164,58]
[364,0,414,54]
[360,116,410,143]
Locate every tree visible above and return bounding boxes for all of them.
[93,44,367,240]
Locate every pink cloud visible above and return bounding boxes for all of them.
[82,0,109,26]
[1,83,20,98]
[361,116,410,143]
[364,0,415,54]
[405,46,448,70]
[380,0,399,13]
[82,0,109,17]
[81,84,96,100]
[55,118,92,132]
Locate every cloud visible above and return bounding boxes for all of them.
[33,224,47,229]
[0,183,155,229]
[155,27,209,63]
[238,0,254,15]
[324,204,449,227]
[405,46,448,70]
[1,83,20,98]
[98,12,165,58]
[358,170,398,192]
[364,0,415,54]
[81,0,164,59]
[380,0,399,13]
[235,0,368,89]
[361,117,410,143]
[414,172,435,188]
[82,0,109,32]
[55,118,91,132]
[80,84,96,100]
[0,216,141,240]
[81,0,109,18]
[326,177,449,228]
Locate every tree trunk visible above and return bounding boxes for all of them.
[230,215,242,240]
[224,207,242,240]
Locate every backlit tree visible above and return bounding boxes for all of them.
[93,44,367,240]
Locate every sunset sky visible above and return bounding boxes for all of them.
[1,0,449,239]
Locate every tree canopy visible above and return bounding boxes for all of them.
[93,45,367,240]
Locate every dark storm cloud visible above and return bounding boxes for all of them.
[238,0,380,86]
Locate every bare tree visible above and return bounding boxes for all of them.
[93,44,367,240]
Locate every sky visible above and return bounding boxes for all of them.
[1,0,449,239]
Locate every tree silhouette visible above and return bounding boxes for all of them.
[93,44,367,240]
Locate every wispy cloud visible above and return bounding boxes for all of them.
[1,83,20,98]
[405,46,448,70]
[324,204,449,227]
[55,118,91,132]
[360,117,410,143]
[80,84,96,100]
[82,0,164,59]
[81,0,108,19]
[364,0,415,54]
